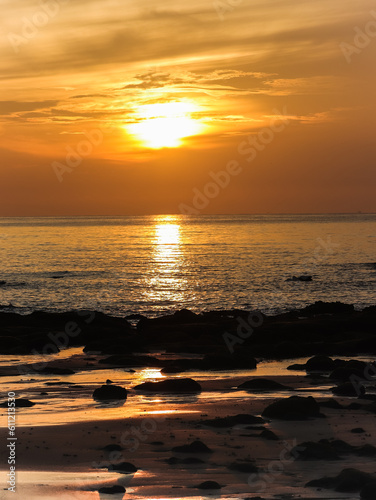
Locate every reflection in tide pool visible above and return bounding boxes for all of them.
[2,352,375,427]
[7,470,126,500]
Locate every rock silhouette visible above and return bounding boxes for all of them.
[0,398,35,408]
[172,440,212,453]
[201,414,264,427]
[133,378,201,393]
[92,384,128,401]
[238,378,292,391]
[306,468,376,492]
[197,480,221,489]
[108,462,138,473]
[262,396,323,420]
[98,485,126,494]
[332,382,365,397]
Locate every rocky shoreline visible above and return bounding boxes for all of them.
[1,300,375,359]
[1,300,376,499]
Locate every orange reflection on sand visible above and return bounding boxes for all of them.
[145,409,199,415]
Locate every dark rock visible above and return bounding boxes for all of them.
[108,462,138,473]
[98,485,126,494]
[102,444,123,452]
[0,398,35,408]
[262,396,323,420]
[181,457,205,464]
[306,468,375,492]
[161,364,186,374]
[332,382,365,397]
[201,352,257,370]
[346,402,363,410]
[39,366,75,375]
[197,481,221,490]
[99,355,161,367]
[319,399,344,409]
[172,440,212,453]
[133,378,201,393]
[292,441,340,460]
[201,414,264,427]
[329,367,365,382]
[286,275,312,282]
[0,336,29,354]
[238,378,292,392]
[173,309,198,321]
[260,429,279,441]
[357,444,376,456]
[300,301,355,315]
[306,355,336,372]
[166,456,205,465]
[360,481,376,499]
[365,401,376,413]
[93,385,127,401]
[229,461,258,473]
[273,341,305,359]
[351,427,365,433]
[287,363,306,371]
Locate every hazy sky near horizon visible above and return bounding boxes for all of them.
[0,0,375,215]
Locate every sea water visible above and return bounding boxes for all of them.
[0,214,375,316]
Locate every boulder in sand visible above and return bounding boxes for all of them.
[102,444,123,452]
[201,352,257,370]
[166,456,205,465]
[108,462,138,473]
[361,481,376,499]
[260,429,279,441]
[229,461,258,473]
[262,396,323,420]
[98,485,126,494]
[201,414,264,428]
[300,301,354,315]
[39,366,75,375]
[286,275,312,282]
[133,378,201,393]
[93,384,128,401]
[332,382,365,397]
[238,378,292,392]
[172,440,212,453]
[0,398,35,408]
[197,481,221,489]
[306,468,375,492]
[329,367,366,382]
[291,440,341,460]
[305,355,336,372]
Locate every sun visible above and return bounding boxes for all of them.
[126,102,203,149]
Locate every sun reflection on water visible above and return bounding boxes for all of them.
[143,215,191,305]
[154,215,182,263]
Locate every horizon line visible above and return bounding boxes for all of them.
[0,212,375,218]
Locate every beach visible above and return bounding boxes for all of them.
[1,303,376,499]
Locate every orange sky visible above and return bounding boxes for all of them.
[0,0,375,215]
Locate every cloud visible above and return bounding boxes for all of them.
[0,100,58,115]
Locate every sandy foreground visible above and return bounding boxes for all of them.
[1,305,376,499]
[1,372,376,500]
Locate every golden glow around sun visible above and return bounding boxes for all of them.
[126,102,204,149]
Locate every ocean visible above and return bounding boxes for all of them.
[0,214,375,317]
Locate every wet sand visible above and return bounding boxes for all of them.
[1,303,376,499]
